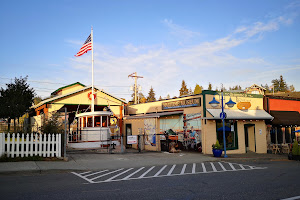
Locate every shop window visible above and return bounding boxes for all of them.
[95,116,101,127]
[87,117,93,127]
[216,120,238,150]
[102,116,108,127]
[285,128,291,143]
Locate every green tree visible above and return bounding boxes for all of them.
[0,76,35,132]
[179,80,189,96]
[194,84,203,94]
[41,112,64,134]
[33,96,42,105]
[289,85,295,92]
[271,75,288,92]
[131,91,146,104]
[147,86,156,102]
[208,82,212,90]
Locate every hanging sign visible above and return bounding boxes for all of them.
[237,102,251,110]
[162,98,201,110]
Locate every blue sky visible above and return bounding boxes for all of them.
[1,0,300,100]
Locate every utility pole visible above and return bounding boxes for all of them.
[128,72,143,104]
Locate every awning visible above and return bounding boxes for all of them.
[270,111,300,126]
[125,111,183,119]
[207,109,274,120]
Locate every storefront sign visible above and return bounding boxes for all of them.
[162,98,201,110]
[127,135,138,144]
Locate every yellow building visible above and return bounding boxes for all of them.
[124,90,273,154]
[31,82,126,139]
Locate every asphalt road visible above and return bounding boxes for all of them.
[0,160,299,200]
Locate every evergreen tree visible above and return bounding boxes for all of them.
[0,76,35,132]
[278,75,288,92]
[179,80,189,96]
[147,86,156,102]
[166,94,171,99]
[289,85,295,92]
[208,82,212,90]
[194,84,203,94]
[131,91,145,104]
[188,87,193,95]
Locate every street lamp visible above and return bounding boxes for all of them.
[209,91,236,158]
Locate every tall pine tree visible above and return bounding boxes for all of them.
[179,80,189,96]
[194,84,203,94]
[147,86,156,102]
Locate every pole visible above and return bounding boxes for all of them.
[221,91,228,158]
[134,72,137,104]
[64,107,67,159]
[91,26,95,113]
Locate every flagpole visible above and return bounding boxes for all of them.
[91,26,94,113]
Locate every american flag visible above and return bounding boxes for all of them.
[75,34,92,57]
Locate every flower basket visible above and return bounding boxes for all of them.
[212,140,223,157]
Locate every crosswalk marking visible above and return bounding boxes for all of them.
[201,163,207,173]
[72,161,267,184]
[180,164,187,174]
[105,168,133,182]
[139,166,155,178]
[210,162,218,172]
[122,167,145,180]
[90,168,124,181]
[229,162,236,171]
[192,163,196,174]
[218,162,227,171]
[167,165,176,176]
[154,165,167,177]
[85,170,108,177]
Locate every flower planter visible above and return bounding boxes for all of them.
[212,149,223,157]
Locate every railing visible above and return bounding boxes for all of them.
[0,133,62,158]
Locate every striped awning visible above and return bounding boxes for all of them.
[207,109,274,120]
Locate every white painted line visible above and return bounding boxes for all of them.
[90,168,124,181]
[154,165,167,177]
[79,171,92,175]
[122,167,145,180]
[104,168,133,182]
[139,166,155,178]
[210,162,218,172]
[71,172,95,184]
[281,195,300,200]
[218,162,227,171]
[239,164,246,170]
[85,170,109,177]
[228,163,237,171]
[192,163,196,174]
[167,165,176,176]
[201,163,207,173]
[180,164,187,174]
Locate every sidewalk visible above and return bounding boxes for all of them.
[0,151,289,175]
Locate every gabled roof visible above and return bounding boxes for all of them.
[33,85,127,109]
[51,82,86,95]
[245,84,266,92]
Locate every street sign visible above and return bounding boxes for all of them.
[220,112,227,119]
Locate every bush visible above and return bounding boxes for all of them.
[41,112,64,134]
[292,140,299,156]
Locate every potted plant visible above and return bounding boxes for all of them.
[212,140,223,157]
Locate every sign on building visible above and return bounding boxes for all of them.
[162,98,201,110]
[127,135,138,144]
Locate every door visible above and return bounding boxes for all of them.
[125,124,132,148]
[244,124,256,153]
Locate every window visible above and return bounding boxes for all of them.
[87,117,93,127]
[102,116,108,127]
[95,116,101,127]
[216,120,238,150]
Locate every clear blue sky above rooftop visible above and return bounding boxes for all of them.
[0,0,300,100]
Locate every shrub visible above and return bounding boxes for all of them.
[292,140,299,156]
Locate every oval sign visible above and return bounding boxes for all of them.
[237,102,251,110]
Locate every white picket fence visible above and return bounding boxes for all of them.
[0,133,62,158]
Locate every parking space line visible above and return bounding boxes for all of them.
[218,162,227,171]
[228,163,237,171]
[167,165,176,176]
[201,163,207,173]
[90,168,124,181]
[192,163,196,173]
[104,168,133,182]
[210,162,218,172]
[85,170,109,177]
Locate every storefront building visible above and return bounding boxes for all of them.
[125,90,273,154]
